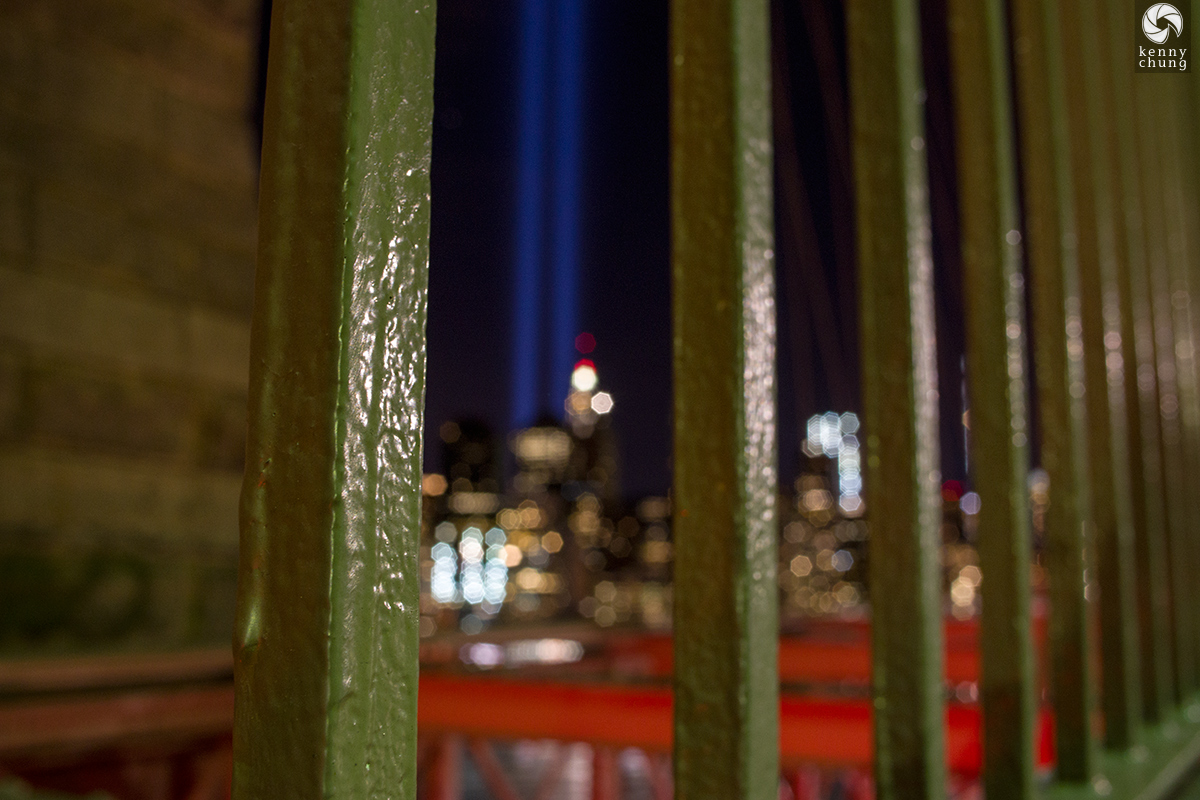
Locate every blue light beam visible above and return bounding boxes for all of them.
[549,0,586,413]
[510,0,550,431]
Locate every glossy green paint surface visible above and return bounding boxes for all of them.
[1010,0,1094,781]
[845,2,943,798]
[232,1,435,797]
[945,1,1035,796]
[670,0,778,796]
[1061,0,1142,751]
[1103,0,1175,724]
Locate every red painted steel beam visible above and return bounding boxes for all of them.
[0,671,1056,778]
[418,676,673,754]
[601,615,1048,684]
[465,740,523,800]
[606,634,981,685]
[0,686,235,757]
[416,675,1054,775]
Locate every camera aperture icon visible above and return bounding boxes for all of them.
[1144,3,1184,43]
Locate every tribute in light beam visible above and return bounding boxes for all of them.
[509,0,588,430]
[510,0,550,431]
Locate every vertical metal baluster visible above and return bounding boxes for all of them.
[1062,0,1143,750]
[232,1,436,797]
[1178,57,1200,683]
[945,1,1035,796]
[1104,0,1175,724]
[846,2,944,798]
[1160,78,1200,700]
[1135,74,1195,705]
[1161,82,1200,700]
[670,0,778,797]
[1010,0,1094,782]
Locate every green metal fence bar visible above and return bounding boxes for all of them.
[845,2,943,798]
[944,1,1035,796]
[1061,0,1142,751]
[670,0,778,797]
[1178,68,1200,684]
[1103,0,1175,725]
[1009,0,1094,782]
[232,1,436,798]
[1157,83,1200,699]
[1135,74,1195,705]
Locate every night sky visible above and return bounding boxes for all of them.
[423,0,977,500]
[257,0,979,500]
[424,0,676,498]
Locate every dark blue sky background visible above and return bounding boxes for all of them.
[424,0,676,498]
[255,0,979,501]
[414,0,974,499]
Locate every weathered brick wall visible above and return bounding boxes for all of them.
[0,0,259,650]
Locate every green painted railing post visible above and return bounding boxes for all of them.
[1156,82,1200,700]
[944,1,1035,796]
[1010,0,1095,782]
[232,1,436,797]
[1103,0,1175,724]
[670,0,778,797]
[1064,0,1142,751]
[1177,66,1200,685]
[845,2,944,798]
[1135,74,1195,706]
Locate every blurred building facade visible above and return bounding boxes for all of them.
[0,0,260,652]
